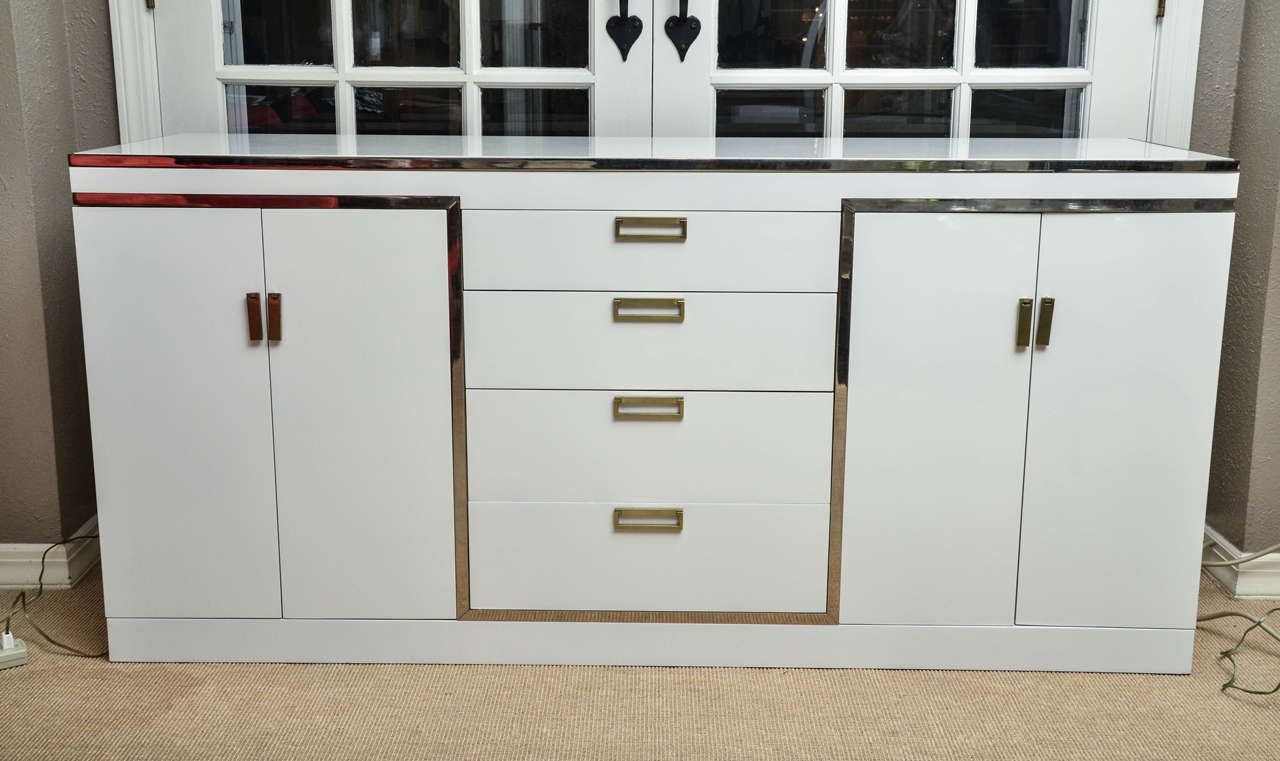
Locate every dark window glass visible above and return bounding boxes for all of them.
[719,0,828,69]
[716,89,825,137]
[844,89,951,137]
[975,0,1087,68]
[352,0,461,67]
[969,88,1082,138]
[226,85,337,134]
[846,0,956,68]
[355,87,462,134]
[480,0,589,67]
[480,88,589,136]
[224,0,333,65]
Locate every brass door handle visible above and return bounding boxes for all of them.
[613,508,683,532]
[1035,297,1055,347]
[614,216,687,242]
[246,293,263,341]
[1016,298,1034,348]
[613,297,685,322]
[613,396,684,421]
[267,293,282,341]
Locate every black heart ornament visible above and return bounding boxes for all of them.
[664,13,701,62]
[606,14,644,61]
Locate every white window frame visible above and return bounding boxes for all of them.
[654,0,1160,140]
[108,0,1205,146]
[118,0,651,141]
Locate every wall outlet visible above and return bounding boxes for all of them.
[1,637,28,670]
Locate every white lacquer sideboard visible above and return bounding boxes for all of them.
[68,136,1238,672]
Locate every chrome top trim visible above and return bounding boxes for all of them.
[842,198,1237,214]
[68,153,1240,173]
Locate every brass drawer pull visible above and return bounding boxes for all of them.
[267,293,282,341]
[613,396,684,421]
[614,216,688,242]
[613,297,685,322]
[1016,298,1033,348]
[1035,297,1055,347]
[246,292,263,341]
[613,508,683,532]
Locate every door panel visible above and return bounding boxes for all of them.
[264,209,456,619]
[840,212,1040,625]
[74,207,281,618]
[154,0,222,136]
[1016,212,1234,629]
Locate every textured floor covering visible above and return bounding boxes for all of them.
[1,568,1278,760]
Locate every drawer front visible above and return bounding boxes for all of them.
[463,210,840,292]
[467,390,833,503]
[468,502,830,612]
[464,291,836,391]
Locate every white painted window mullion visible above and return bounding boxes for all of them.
[838,69,964,88]
[346,67,469,86]
[957,0,978,77]
[710,70,835,88]
[965,68,1092,88]
[331,0,356,137]
[462,0,483,135]
[954,0,977,137]
[472,68,595,86]
[826,83,844,142]
[217,65,340,84]
[953,82,972,140]
[827,0,847,76]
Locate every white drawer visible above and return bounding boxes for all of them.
[467,389,833,503]
[468,502,830,612]
[463,210,840,292]
[463,291,836,391]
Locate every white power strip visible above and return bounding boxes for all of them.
[1,632,28,670]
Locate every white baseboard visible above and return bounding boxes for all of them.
[0,515,100,590]
[106,617,1194,673]
[1203,524,1280,600]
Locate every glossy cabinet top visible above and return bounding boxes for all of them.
[72,134,1236,172]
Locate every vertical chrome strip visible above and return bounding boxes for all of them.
[827,202,856,620]
[445,202,471,620]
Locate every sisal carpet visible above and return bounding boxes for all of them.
[1,568,1278,760]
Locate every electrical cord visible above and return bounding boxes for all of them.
[1202,539,1280,568]
[1197,608,1280,695]
[4,535,107,659]
[1200,538,1280,695]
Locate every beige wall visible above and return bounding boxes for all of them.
[1198,0,1280,552]
[0,0,116,542]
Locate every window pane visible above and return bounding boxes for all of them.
[355,87,462,134]
[223,0,333,65]
[480,0,588,67]
[975,0,1087,68]
[716,90,825,137]
[226,85,337,134]
[969,88,1082,138]
[844,89,951,137]
[480,88,589,136]
[719,0,828,69]
[352,0,460,67]
[847,0,956,69]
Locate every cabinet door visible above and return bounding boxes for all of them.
[264,209,456,619]
[1017,213,1234,629]
[840,213,1040,624]
[74,207,281,618]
